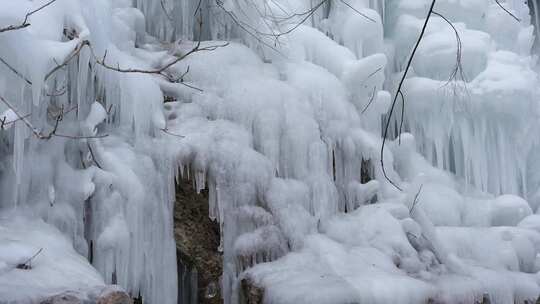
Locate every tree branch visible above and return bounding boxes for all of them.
[161,128,185,138]
[398,91,405,145]
[44,40,90,81]
[494,0,520,22]
[380,0,437,191]
[0,94,106,140]
[0,56,32,85]
[361,86,377,114]
[432,11,466,85]
[0,0,58,33]
[409,185,424,214]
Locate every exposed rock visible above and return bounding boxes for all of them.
[240,278,263,304]
[174,178,222,304]
[39,287,131,304]
[96,288,132,304]
[40,293,81,304]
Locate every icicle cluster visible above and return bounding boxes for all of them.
[1,1,176,303]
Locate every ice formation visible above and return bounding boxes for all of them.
[2,0,540,303]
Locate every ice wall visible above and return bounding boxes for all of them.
[155,0,540,303]
[148,0,400,302]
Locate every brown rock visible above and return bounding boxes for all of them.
[240,278,263,304]
[96,289,132,304]
[40,293,81,304]
[175,178,222,304]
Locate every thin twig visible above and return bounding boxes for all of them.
[44,40,90,81]
[0,95,41,137]
[365,67,384,81]
[0,57,32,85]
[53,133,109,139]
[160,0,174,22]
[339,0,377,23]
[494,0,520,22]
[216,0,282,52]
[87,14,218,89]
[40,111,63,140]
[409,185,424,214]
[381,0,436,191]
[0,0,58,33]
[1,113,31,129]
[0,94,106,140]
[194,0,203,16]
[41,37,213,91]
[90,12,221,85]
[398,91,405,145]
[87,142,103,169]
[432,11,466,85]
[16,248,43,269]
[161,128,185,138]
[361,87,377,114]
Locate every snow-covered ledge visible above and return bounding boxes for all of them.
[0,214,130,303]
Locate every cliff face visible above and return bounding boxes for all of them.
[174,179,222,304]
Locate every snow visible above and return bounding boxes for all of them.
[2,0,540,303]
[0,214,104,302]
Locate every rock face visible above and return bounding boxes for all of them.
[96,289,132,304]
[39,287,132,304]
[174,178,222,304]
[240,279,263,304]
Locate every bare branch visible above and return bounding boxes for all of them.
[338,0,377,23]
[53,133,109,139]
[160,0,174,22]
[44,40,90,81]
[0,0,58,33]
[409,185,424,214]
[380,0,437,191]
[432,11,466,85]
[1,113,31,130]
[0,57,32,85]
[214,0,287,53]
[361,86,377,114]
[16,248,43,270]
[216,0,375,52]
[87,142,103,169]
[161,128,185,138]
[0,95,41,137]
[89,39,221,89]
[91,44,211,82]
[194,0,204,16]
[494,0,520,22]
[363,67,384,83]
[40,110,63,140]
[398,91,405,145]
[0,94,106,140]
[269,0,329,38]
